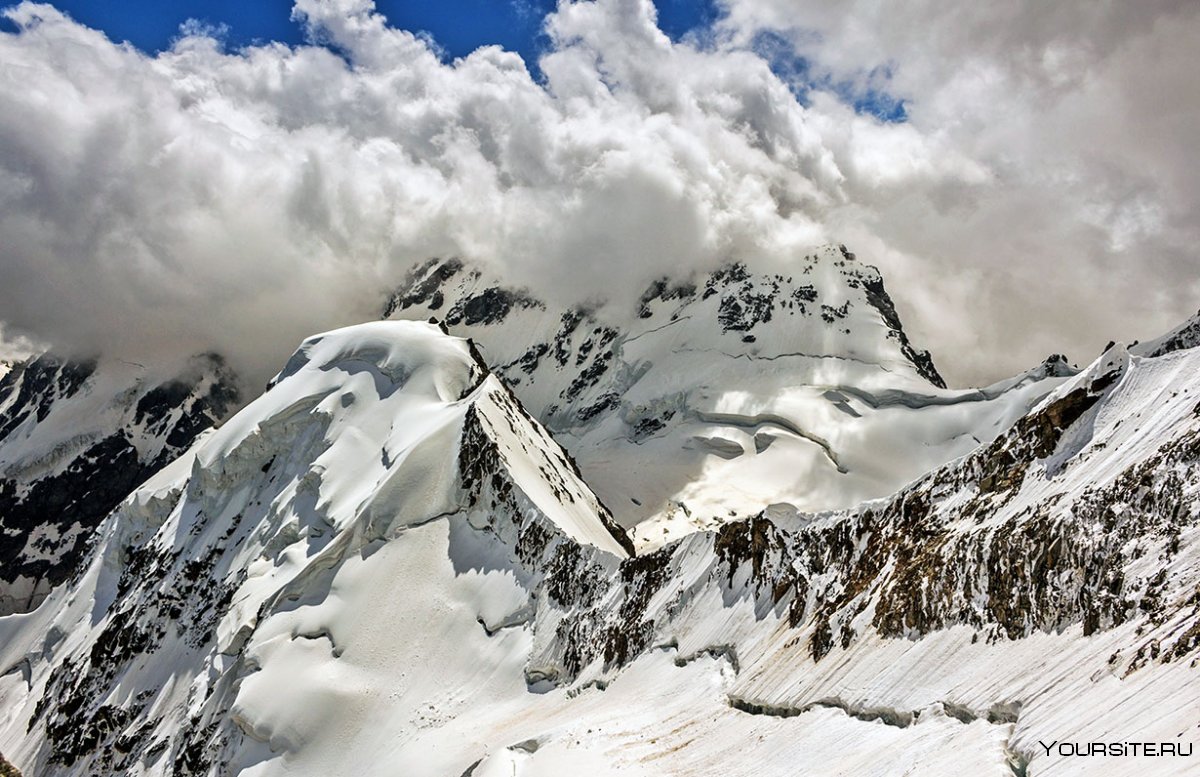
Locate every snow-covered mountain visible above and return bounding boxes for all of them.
[385,247,1077,549]
[1,308,1197,776]
[0,320,634,774]
[0,353,238,614]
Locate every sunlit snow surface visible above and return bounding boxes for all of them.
[385,246,1078,550]
[1,318,1198,776]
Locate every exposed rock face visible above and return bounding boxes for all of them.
[506,338,1198,776]
[383,248,948,434]
[0,320,1196,777]
[1133,309,1200,358]
[577,341,1195,655]
[0,356,96,440]
[845,245,945,389]
[383,247,1068,548]
[0,353,238,614]
[4,250,1199,777]
[0,753,21,777]
[582,342,1197,726]
[0,322,634,775]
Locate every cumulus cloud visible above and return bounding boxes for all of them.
[718,0,1200,381]
[0,0,1195,387]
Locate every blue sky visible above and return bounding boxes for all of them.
[0,0,911,123]
[0,0,719,67]
[0,0,907,120]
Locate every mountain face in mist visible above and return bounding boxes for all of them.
[385,246,1077,548]
[0,254,1197,777]
[0,354,238,615]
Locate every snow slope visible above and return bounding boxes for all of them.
[385,247,1077,549]
[0,352,238,614]
[2,317,1196,777]
[0,321,631,775]
[546,337,1200,777]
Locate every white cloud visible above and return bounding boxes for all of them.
[0,0,1195,387]
[717,0,1200,380]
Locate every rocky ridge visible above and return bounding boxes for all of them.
[384,247,1078,548]
[0,316,1195,776]
[0,353,239,614]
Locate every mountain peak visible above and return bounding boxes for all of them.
[386,245,945,395]
[266,320,487,402]
[1131,308,1200,358]
[4,307,1196,776]
[0,321,634,773]
[224,321,632,557]
[385,247,1061,548]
